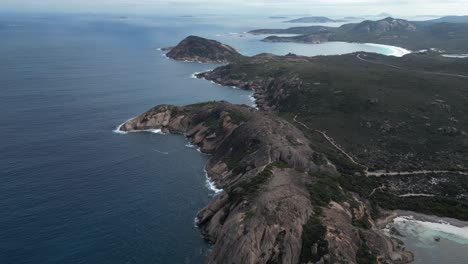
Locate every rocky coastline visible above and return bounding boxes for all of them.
[117,35,468,263]
[119,102,413,264]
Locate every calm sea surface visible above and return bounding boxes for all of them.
[1,14,464,264]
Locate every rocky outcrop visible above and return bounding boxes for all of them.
[165,36,244,63]
[120,101,412,264]
[347,17,417,35]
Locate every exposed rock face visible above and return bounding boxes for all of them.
[349,17,417,35]
[165,36,243,63]
[120,101,412,264]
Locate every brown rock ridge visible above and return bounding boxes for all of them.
[120,101,412,264]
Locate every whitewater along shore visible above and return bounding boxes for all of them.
[119,102,413,264]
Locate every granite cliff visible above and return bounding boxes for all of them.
[120,102,413,264]
[120,36,468,263]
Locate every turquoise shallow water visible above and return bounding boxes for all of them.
[0,13,456,264]
[388,216,468,264]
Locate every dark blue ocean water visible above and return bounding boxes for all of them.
[0,14,436,264]
[0,14,255,264]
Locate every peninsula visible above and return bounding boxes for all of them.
[250,17,468,53]
[123,36,468,264]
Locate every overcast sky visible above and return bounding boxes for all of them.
[2,0,468,16]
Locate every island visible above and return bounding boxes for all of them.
[285,16,345,23]
[249,17,468,54]
[165,36,244,63]
[125,36,468,264]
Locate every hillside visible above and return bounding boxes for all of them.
[121,101,415,264]
[165,36,244,63]
[138,36,468,263]
[249,17,468,53]
[419,15,468,24]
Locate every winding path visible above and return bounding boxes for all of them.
[356,53,468,79]
[292,115,468,177]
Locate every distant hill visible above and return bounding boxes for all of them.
[249,26,335,35]
[420,16,468,24]
[269,16,288,19]
[285,16,344,23]
[344,17,364,20]
[345,17,417,35]
[249,17,468,53]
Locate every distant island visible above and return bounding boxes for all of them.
[138,36,468,264]
[250,17,468,53]
[285,16,345,23]
[269,16,288,19]
[420,15,468,24]
[344,16,365,20]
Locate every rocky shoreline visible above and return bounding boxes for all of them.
[119,102,413,264]
[118,35,468,263]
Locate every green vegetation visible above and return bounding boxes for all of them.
[204,52,468,173]
[373,192,468,221]
[341,173,468,221]
[352,213,371,230]
[300,214,329,263]
[226,110,248,124]
[223,157,244,175]
[272,160,291,169]
[356,231,378,264]
[227,165,273,204]
[307,173,345,207]
[252,17,468,53]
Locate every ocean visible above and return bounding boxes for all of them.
[0,13,463,264]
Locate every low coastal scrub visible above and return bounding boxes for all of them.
[307,173,345,207]
[300,214,329,263]
[373,192,468,221]
[356,231,378,264]
[227,164,274,204]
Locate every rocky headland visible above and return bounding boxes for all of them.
[120,102,413,264]
[121,36,468,263]
[165,36,244,63]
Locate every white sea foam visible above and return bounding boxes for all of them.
[190,70,213,79]
[185,142,195,148]
[113,119,133,134]
[442,54,468,58]
[204,167,223,194]
[391,216,468,244]
[112,119,166,135]
[248,94,259,109]
[153,148,170,155]
[364,43,411,57]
